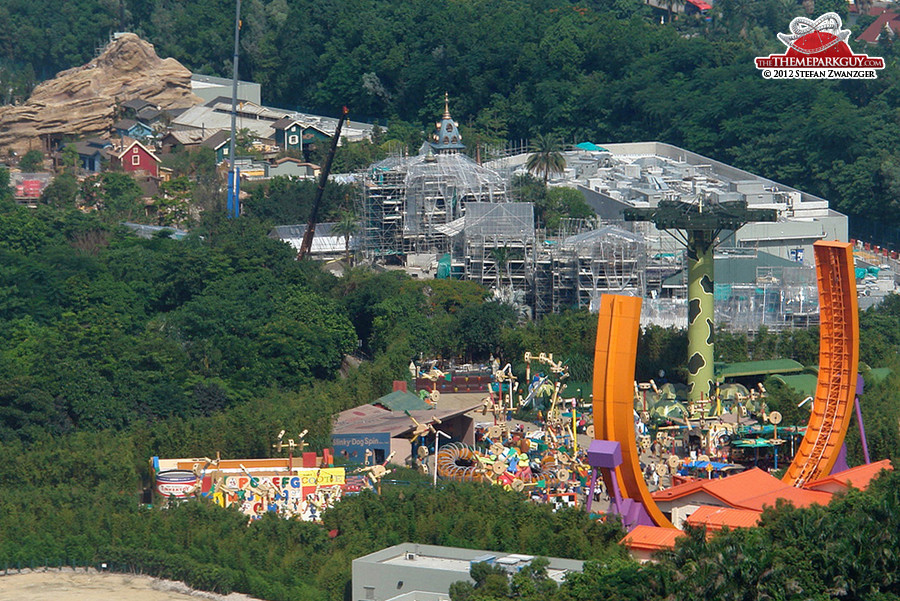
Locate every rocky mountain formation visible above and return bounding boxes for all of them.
[0,33,200,154]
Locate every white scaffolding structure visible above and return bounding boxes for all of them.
[358,151,508,258]
[549,225,646,313]
[463,202,536,294]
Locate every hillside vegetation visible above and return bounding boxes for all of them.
[1,1,900,599]
[3,0,900,228]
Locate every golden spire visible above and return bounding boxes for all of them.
[443,91,450,119]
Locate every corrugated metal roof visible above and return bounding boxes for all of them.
[163,130,205,145]
[621,525,684,551]
[201,130,231,150]
[686,506,761,531]
[333,404,481,437]
[804,459,893,492]
[373,390,432,412]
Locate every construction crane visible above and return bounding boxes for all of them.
[298,105,350,260]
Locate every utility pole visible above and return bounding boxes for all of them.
[226,0,242,219]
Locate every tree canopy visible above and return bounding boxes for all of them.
[2,0,900,227]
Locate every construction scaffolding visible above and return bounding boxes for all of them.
[715,264,819,331]
[642,254,819,331]
[549,225,646,313]
[359,151,508,258]
[463,202,536,295]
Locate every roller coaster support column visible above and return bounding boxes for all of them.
[625,199,776,404]
[585,440,624,515]
[687,230,716,402]
[855,375,871,464]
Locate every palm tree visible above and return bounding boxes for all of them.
[525,134,566,185]
[331,211,359,265]
[489,245,510,290]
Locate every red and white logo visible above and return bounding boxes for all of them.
[756,13,884,79]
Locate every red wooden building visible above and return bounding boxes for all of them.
[116,140,160,177]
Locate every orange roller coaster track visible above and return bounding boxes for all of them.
[593,294,674,528]
[782,241,859,486]
[591,241,858,525]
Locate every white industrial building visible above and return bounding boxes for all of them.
[352,543,583,601]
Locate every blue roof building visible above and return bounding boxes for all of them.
[428,92,465,154]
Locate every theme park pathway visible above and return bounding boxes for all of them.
[0,570,263,601]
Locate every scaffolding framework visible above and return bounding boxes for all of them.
[359,152,508,258]
[463,202,535,294]
[548,225,646,313]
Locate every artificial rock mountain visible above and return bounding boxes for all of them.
[0,33,200,154]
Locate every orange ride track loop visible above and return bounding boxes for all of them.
[593,294,674,528]
[783,241,859,487]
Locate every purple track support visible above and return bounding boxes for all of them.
[585,469,599,514]
[855,374,871,464]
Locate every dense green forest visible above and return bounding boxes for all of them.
[4,0,900,228]
[0,199,631,599]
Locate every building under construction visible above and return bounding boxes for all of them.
[547,224,646,313]
[357,95,507,258]
[458,202,535,292]
[354,98,845,327]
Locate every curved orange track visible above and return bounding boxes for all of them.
[593,294,674,528]
[782,241,859,486]
[592,241,858,525]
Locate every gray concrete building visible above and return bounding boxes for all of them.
[352,543,584,601]
[191,74,262,105]
[488,141,848,269]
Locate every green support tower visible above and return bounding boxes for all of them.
[625,199,777,403]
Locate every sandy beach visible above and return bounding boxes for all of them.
[0,570,263,601]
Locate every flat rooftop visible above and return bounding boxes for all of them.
[355,543,583,584]
[382,553,472,573]
[486,141,837,222]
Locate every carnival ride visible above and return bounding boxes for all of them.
[152,242,861,528]
[782,241,859,486]
[591,294,674,527]
[589,240,860,528]
[353,451,396,492]
[433,355,588,505]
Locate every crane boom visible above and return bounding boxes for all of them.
[298,106,350,260]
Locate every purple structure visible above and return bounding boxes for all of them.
[829,375,870,475]
[584,439,653,530]
[855,374,871,465]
